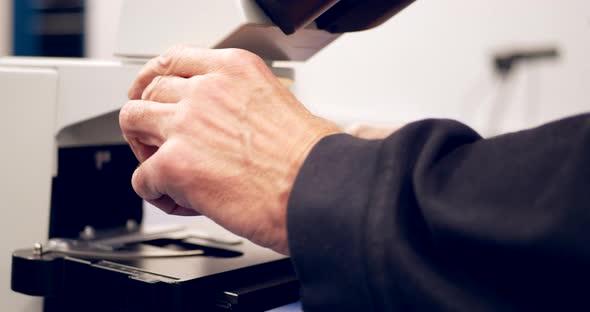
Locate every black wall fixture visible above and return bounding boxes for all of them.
[13,0,85,57]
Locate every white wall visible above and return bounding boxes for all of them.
[292,0,590,136]
[0,0,11,56]
[85,0,124,59]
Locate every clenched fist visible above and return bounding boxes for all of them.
[120,45,340,254]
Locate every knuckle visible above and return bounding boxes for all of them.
[174,110,196,133]
[155,141,194,183]
[153,156,171,174]
[131,168,147,197]
[187,75,206,90]
[155,159,182,186]
[158,44,189,73]
[142,76,163,100]
[151,158,167,178]
[152,148,177,178]
[187,74,218,93]
[224,48,266,68]
[224,48,249,60]
[119,101,145,130]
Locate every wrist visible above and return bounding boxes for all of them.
[276,118,341,254]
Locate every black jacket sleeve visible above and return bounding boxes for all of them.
[287,113,590,311]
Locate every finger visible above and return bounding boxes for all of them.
[142,75,189,103]
[129,45,221,100]
[126,137,158,163]
[119,100,176,146]
[131,151,165,201]
[132,151,199,216]
[147,196,200,216]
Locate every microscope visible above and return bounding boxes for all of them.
[2,1,413,311]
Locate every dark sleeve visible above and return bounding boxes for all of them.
[287,113,590,312]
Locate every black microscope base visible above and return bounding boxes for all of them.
[12,227,299,312]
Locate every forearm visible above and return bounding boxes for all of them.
[288,113,590,311]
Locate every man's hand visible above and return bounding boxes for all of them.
[121,45,340,254]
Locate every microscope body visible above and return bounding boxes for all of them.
[0,59,142,311]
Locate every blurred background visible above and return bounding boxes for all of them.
[1,0,588,138]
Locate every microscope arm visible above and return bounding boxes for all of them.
[256,0,416,34]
